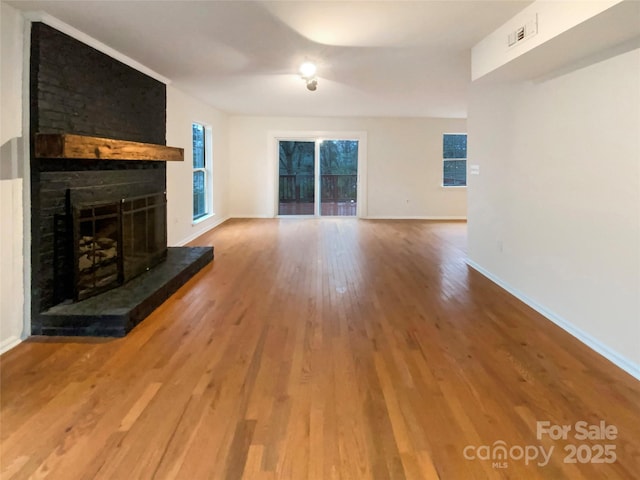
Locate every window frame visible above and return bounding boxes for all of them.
[192,122,211,222]
[442,132,468,188]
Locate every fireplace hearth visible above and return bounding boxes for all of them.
[33,160,214,338]
[39,179,214,337]
[41,247,213,337]
[37,182,213,337]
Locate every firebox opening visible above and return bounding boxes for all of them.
[74,201,122,301]
[70,192,167,302]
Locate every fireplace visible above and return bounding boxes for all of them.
[40,176,213,337]
[62,182,169,302]
[71,192,167,301]
[30,22,213,336]
[41,182,212,337]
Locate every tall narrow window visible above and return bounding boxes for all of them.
[443,133,467,187]
[192,123,207,220]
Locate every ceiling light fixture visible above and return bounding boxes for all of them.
[299,61,317,78]
[299,61,318,91]
[305,78,318,91]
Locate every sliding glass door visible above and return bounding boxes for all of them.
[278,139,358,217]
[278,141,315,215]
[319,140,358,216]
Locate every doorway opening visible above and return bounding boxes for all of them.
[277,139,359,217]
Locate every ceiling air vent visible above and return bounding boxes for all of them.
[508,14,538,48]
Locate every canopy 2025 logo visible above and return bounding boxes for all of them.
[463,420,618,469]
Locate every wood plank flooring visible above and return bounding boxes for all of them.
[1,218,639,479]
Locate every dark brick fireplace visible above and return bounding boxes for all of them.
[30,23,212,336]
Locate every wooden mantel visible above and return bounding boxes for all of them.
[35,133,184,162]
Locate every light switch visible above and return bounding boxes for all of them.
[469,164,480,175]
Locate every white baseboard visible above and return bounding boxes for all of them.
[365,215,467,220]
[227,215,467,221]
[466,259,640,381]
[0,336,22,355]
[229,214,272,219]
[175,216,230,246]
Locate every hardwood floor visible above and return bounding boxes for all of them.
[1,218,639,479]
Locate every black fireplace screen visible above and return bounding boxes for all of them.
[73,201,122,300]
[72,192,167,301]
[121,193,167,283]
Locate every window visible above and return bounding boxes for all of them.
[192,123,208,220]
[443,133,467,187]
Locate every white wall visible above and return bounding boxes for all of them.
[1,1,23,144]
[0,178,24,352]
[228,116,467,219]
[467,47,640,377]
[166,85,230,245]
[0,1,26,353]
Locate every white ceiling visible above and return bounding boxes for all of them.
[8,0,531,118]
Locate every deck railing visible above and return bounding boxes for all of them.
[279,174,357,202]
